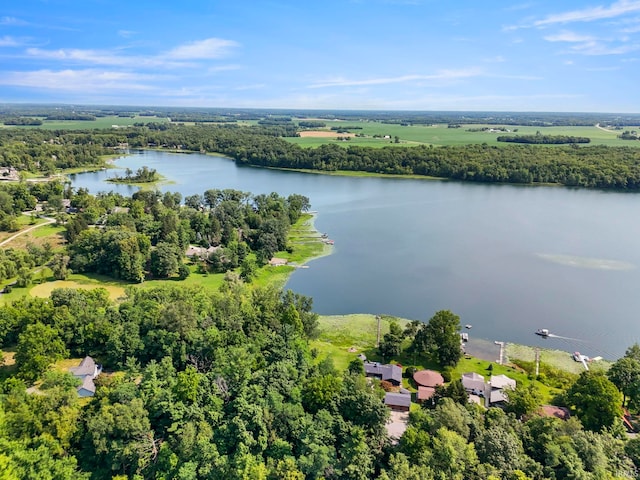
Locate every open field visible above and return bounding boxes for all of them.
[288,120,640,148]
[29,274,128,301]
[0,115,169,130]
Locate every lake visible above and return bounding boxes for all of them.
[70,150,640,359]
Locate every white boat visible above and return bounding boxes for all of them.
[535,328,550,338]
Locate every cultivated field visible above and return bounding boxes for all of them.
[289,120,640,148]
[0,115,169,130]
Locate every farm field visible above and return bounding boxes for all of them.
[0,115,169,130]
[288,120,640,148]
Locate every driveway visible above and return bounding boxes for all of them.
[386,410,409,442]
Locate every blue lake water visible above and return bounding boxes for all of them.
[69,150,640,359]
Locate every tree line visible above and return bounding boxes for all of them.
[4,124,640,190]
[2,286,640,478]
[497,134,591,145]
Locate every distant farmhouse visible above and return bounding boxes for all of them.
[0,167,19,182]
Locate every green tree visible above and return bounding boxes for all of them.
[149,242,181,278]
[608,355,640,408]
[14,322,68,383]
[567,371,622,431]
[504,384,543,419]
[412,310,462,367]
[49,253,71,280]
[378,321,404,359]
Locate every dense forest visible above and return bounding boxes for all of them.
[1,180,640,477]
[496,135,591,145]
[2,280,640,478]
[3,122,640,189]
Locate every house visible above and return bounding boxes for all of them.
[0,167,19,181]
[364,362,402,386]
[69,356,102,397]
[413,369,444,388]
[488,374,516,406]
[185,245,219,259]
[461,372,486,396]
[268,257,288,266]
[384,392,411,412]
[417,386,437,404]
[490,374,516,390]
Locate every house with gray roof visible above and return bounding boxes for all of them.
[363,362,402,386]
[69,356,102,397]
[384,392,411,411]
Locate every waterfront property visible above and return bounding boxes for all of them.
[364,362,402,386]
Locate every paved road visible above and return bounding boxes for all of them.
[0,217,56,247]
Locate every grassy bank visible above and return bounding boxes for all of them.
[311,313,579,402]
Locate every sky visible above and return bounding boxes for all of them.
[0,0,639,112]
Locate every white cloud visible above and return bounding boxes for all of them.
[0,69,163,92]
[544,31,598,42]
[118,30,136,38]
[308,68,483,88]
[0,16,28,26]
[0,36,21,47]
[534,0,640,26]
[207,64,242,73]
[165,38,239,59]
[23,37,240,69]
[543,29,639,55]
[25,47,193,69]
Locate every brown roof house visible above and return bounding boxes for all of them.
[69,356,102,397]
[413,369,445,405]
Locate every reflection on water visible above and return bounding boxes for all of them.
[70,150,640,358]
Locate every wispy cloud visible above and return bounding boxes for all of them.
[0,36,22,47]
[535,0,640,26]
[0,69,163,92]
[118,30,137,38]
[207,64,242,73]
[165,38,239,59]
[24,37,240,69]
[544,31,598,42]
[25,47,192,68]
[308,68,483,88]
[543,29,640,54]
[0,16,28,26]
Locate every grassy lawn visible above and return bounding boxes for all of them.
[0,223,66,250]
[310,313,576,403]
[25,272,128,301]
[311,314,411,372]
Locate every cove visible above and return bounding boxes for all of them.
[69,150,640,359]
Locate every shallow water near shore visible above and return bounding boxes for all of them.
[70,150,640,359]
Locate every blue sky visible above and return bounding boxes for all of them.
[1,0,639,112]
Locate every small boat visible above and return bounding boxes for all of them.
[535,328,550,338]
[465,324,472,329]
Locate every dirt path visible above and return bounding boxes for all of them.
[595,123,616,133]
[0,217,56,247]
